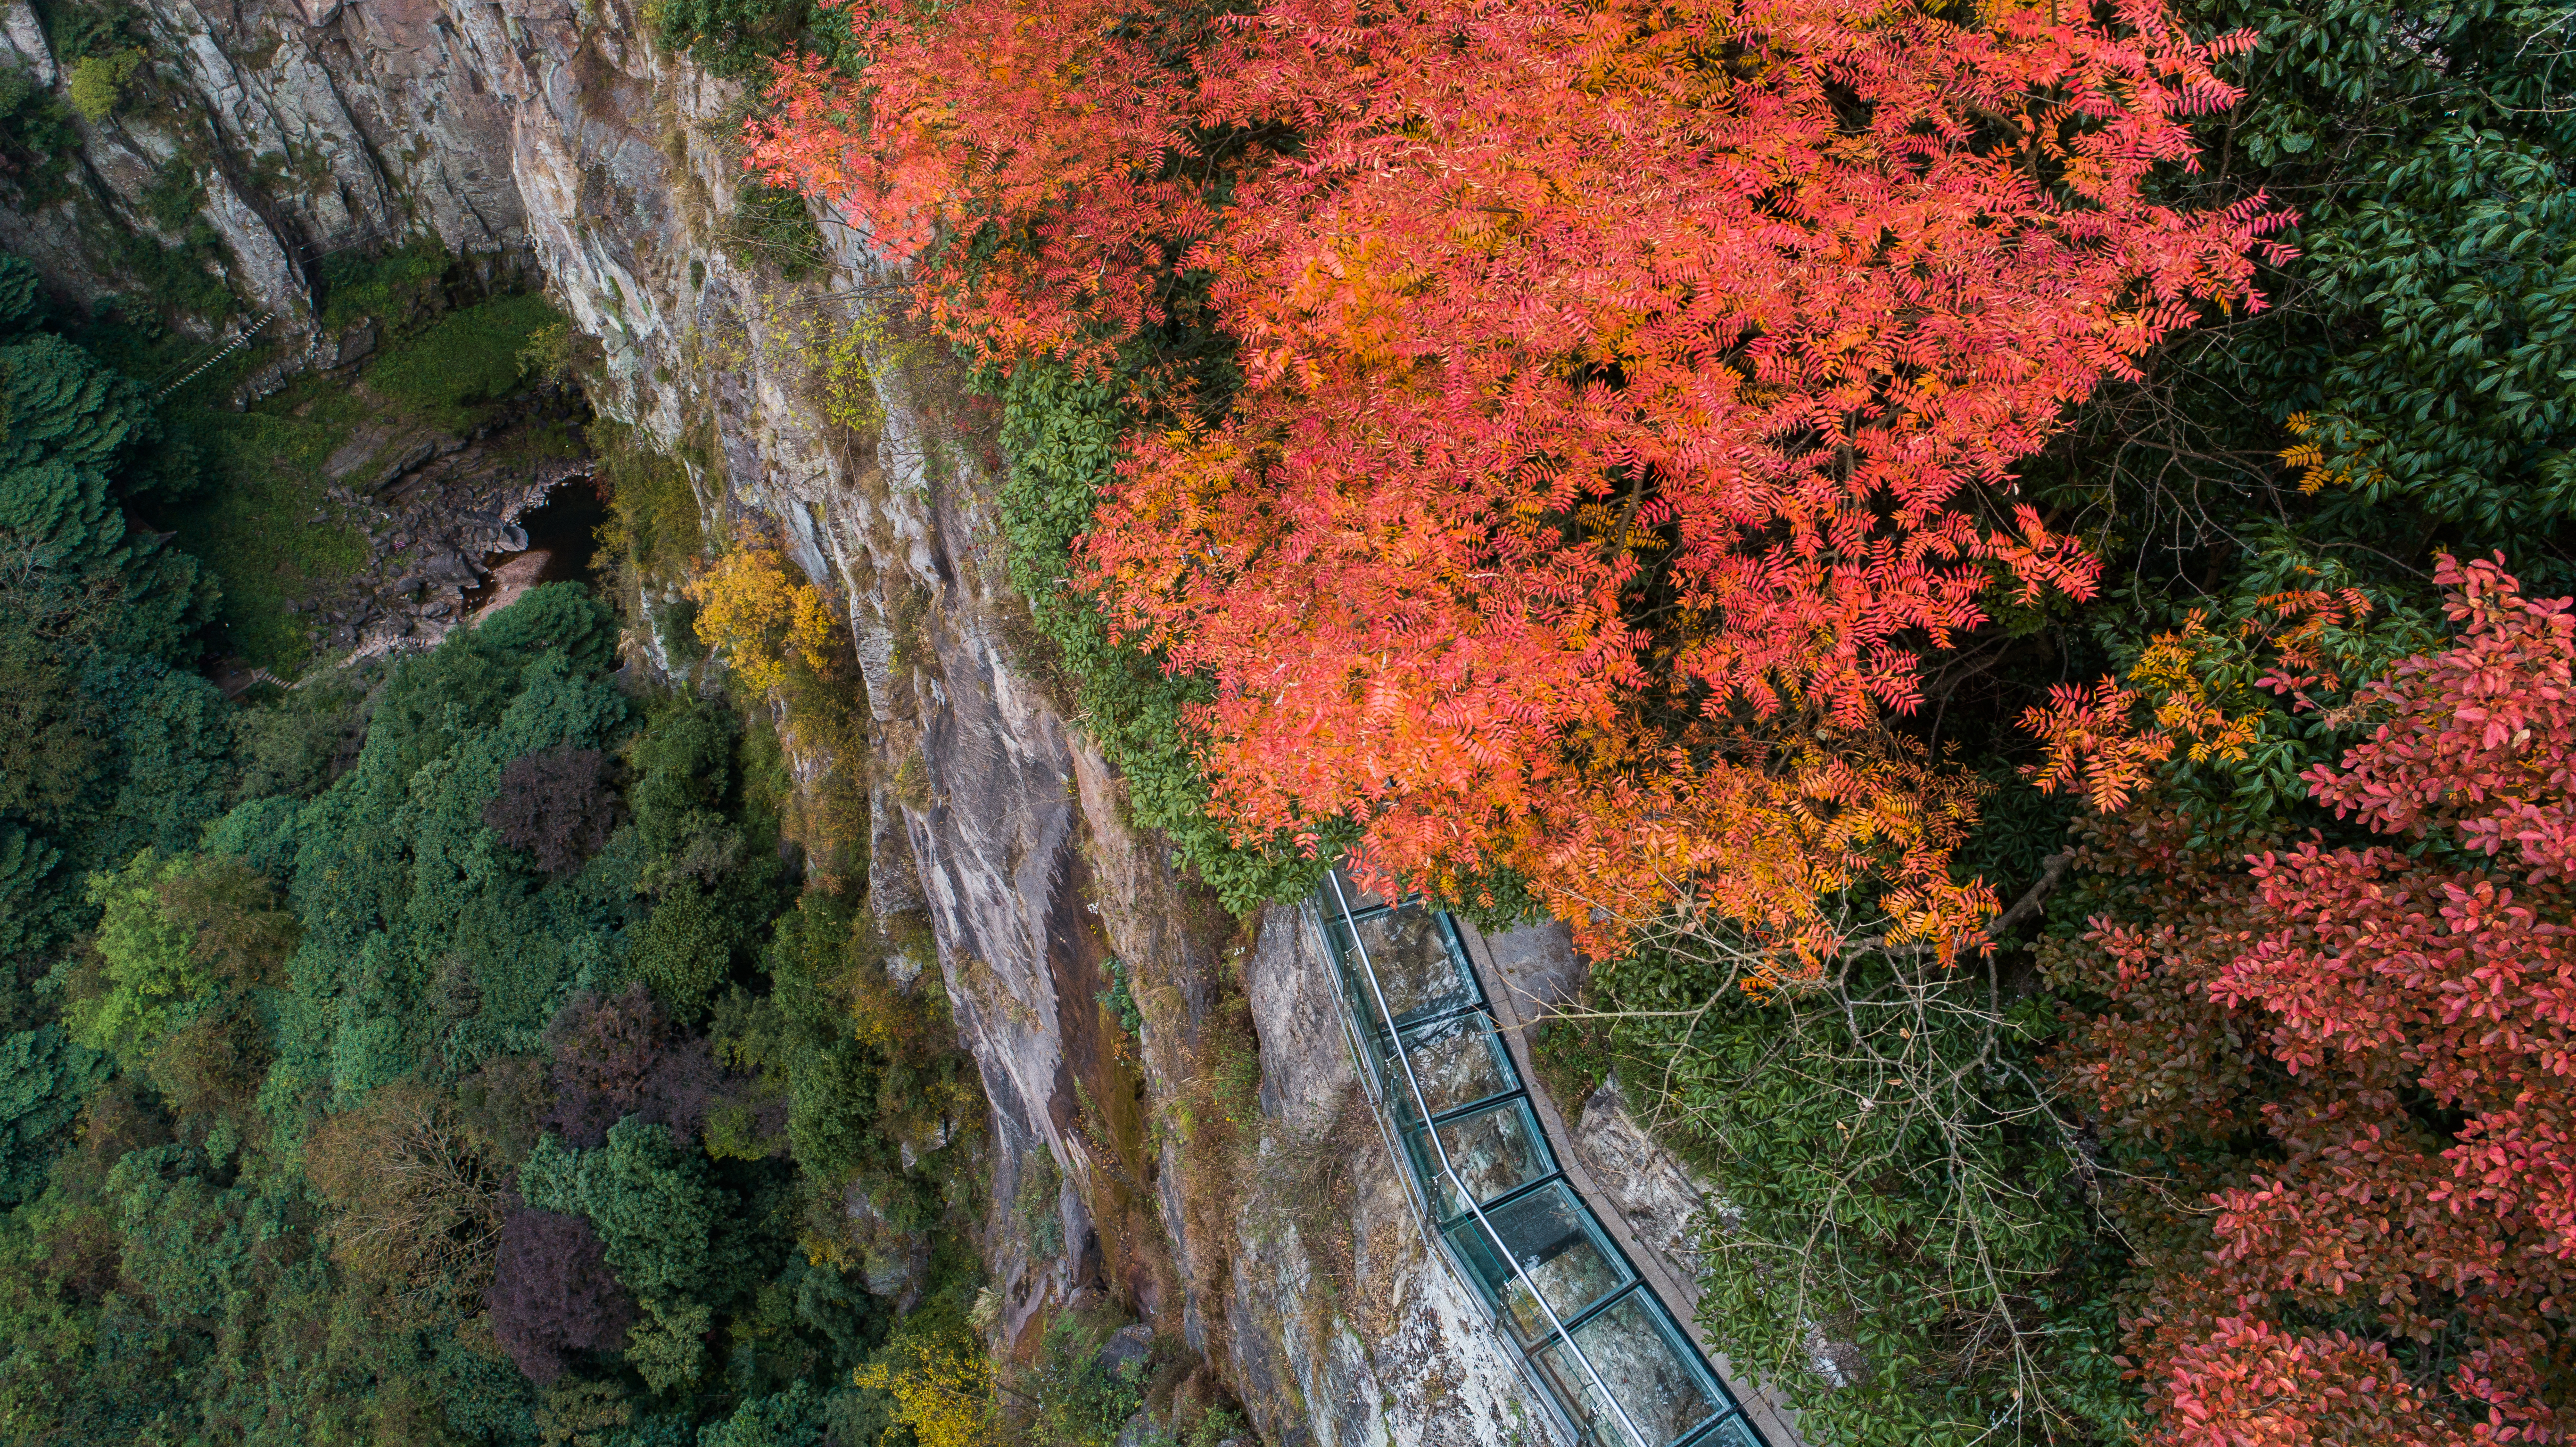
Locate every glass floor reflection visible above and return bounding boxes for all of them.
[1316,869,1773,1447]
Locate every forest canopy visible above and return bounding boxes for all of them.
[1,576,983,1443]
[0,256,984,1445]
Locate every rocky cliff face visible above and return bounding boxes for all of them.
[0,0,522,342]
[0,1,1770,1440]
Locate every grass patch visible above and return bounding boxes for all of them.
[1017,1306,1149,1447]
[159,373,375,672]
[1015,1151,1066,1259]
[156,291,571,673]
[361,292,564,432]
[315,235,451,332]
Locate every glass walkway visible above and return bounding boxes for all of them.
[1312,870,1775,1447]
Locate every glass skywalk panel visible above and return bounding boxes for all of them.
[1311,873,1772,1447]
[1377,1012,1516,1125]
[1681,1416,1767,1447]
[1407,1096,1553,1218]
[1531,1293,1726,1447]
[1446,1180,1632,1343]
[1332,903,1478,1024]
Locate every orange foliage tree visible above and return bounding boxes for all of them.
[752,0,2285,962]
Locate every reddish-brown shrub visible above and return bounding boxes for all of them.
[488,1206,636,1385]
[542,984,720,1148]
[2049,556,2576,1445]
[483,745,617,876]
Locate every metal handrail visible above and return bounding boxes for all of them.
[1328,871,1656,1447]
[1314,905,1589,1442]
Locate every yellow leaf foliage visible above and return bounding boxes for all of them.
[685,541,842,693]
[760,297,905,435]
[2128,616,2262,767]
[2280,411,2386,496]
[852,1332,993,1447]
[2023,584,2377,811]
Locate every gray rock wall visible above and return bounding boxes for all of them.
[1235,905,1571,1447]
[0,0,513,333]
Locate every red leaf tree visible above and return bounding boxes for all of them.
[752,0,2284,962]
[2049,555,2576,1445]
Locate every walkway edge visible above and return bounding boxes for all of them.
[1450,918,1809,1447]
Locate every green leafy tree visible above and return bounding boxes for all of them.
[623,697,788,1023]
[0,81,77,204]
[646,0,856,75]
[629,698,739,856]
[0,333,191,581]
[229,669,372,804]
[628,878,735,1023]
[2185,0,2576,538]
[478,579,624,677]
[0,256,40,330]
[105,1143,280,1324]
[1579,937,2124,1444]
[2042,0,2576,570]
[0,824,72,973]
[0,1025,109,1207]
[697,1380,830,1447]
[0,309,224,965]
[62,49,140,121]
[68,849,212,1071]
[519,1118,747,1392]
[714,892,979,1270]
